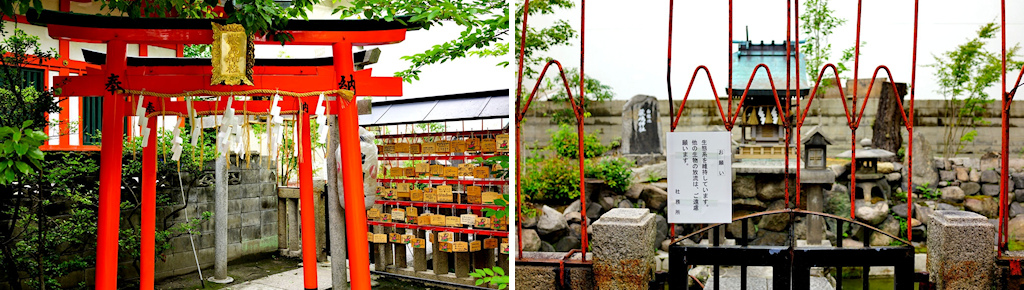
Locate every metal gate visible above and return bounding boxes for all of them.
[670,209,915,289]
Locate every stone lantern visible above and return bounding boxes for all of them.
[837,138,896,202]
[802,127,833,170]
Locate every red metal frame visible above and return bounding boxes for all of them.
[367,221,509,237]
[378,178,507,186]
[43,21,406,290]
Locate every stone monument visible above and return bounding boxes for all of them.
[621,95,663,155]
[927,210,995,289]
[590,208,657,290]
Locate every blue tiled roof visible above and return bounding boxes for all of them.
[730,41,810,91]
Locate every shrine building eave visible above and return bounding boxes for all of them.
[26,10,419,45]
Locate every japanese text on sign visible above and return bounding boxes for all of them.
[667,131,732,223]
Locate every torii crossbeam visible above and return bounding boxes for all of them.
[30,10,416,290]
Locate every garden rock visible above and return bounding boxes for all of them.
[757,200,790,231]
[892,203,913,219]
[909,132,939,187]
[654,214,668,249]
[879,162,896,174]
[554,236,581,252]
[522,229,541,251]
[564,200,582,215]
[916,205,934,225]
[854,200,889,226]
[969,169,981,182]
[625,184,644,199]
[940,186,965,203]
[870,217,900,246]
[733,198,766,209]
[886,173,902,182]
[728,210,757,239]
[1009,216,1024,244]
[1012,203,1024,218]
[965,196,998,218]
[1016,189,1024,202]
[631,162,668,184]
[825,184,851,218]
[619,199,632,209]
[757,179,789,201]
[752,230,789,246]
[981,151,1001,170]
[960,182,981,196]
[640,185,668,211]
[733,175,757,198]
[956,166,970,181]
[939,170,956,182]
[537,205,569,236]
[586,202,603,221]
[522,210,539,228]
[982,170,1001,184]
[982,184,1001,196]
[568,223,582,239]
[1014,173,1024,189]
[937,203,960,211]
[540,242,555,252]
[600,196,617,211]
[565,212,582,224]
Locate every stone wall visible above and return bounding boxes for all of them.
[151,154,280,281]
[520,98,1024,158]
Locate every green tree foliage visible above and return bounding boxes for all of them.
[516,0,613,125]
[584,157,633,193]
[800,0,861,90]
[336,0,509,82]
[0,25,61,131]
[0,120,46,185]
[521,155,580,203]
[548,124,606,159]
[930,22,1023,157]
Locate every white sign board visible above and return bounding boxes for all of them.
[666,131,732,224]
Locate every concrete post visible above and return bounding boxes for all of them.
[278,198,287,256]
[394,228,408,268]
[288,198,301,257]
[326,116,349,289]
[927,210,995,289]
[433,232,449,275]
[375,225,386,271]
[315,180,327,262]
[209,150,233,283]
[590,208,656,290]
[413,230,427,272]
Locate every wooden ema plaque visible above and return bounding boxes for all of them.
[429,164,443,176]
[475,217,491,229]
[422,142,436,154]
[367,232,374,243]
[466,138,480,151]
[466,187,482,204]
[439,242,453,252]
[391,209,405,221]
[497,134,509,152]
[402,234,415,244]
[383,144,395,154]
[445,216,461,227]
[422,189,438,203]
[406,167,418,177]
[481,139,497,152]
[443,166,458,178]
[410,189,424,201]
[394,143,410,153]
[414,162,429,173]
[436,185,453,202]
[435,141,451,153]
[473,166,490,179]
[383,189,395,200]
[388,233,401,243]
[431,215,446,226]
[376,186,385,196]
[407,216,417,224]
[500,243,509,254]
[376,145,384,153]
[453,241,469,252]
[452,140,467,152]
[387,167,402,178]
[410,143,422,154]
[396,191,410,199]
[470,240,482,252]
[380,213,392,223]
[406,207,418,217]
[484,238,498,249]
[458,164,474,176]
[412,238,426,248]
[418,214,433,226]
[482,191,502,205]
[367,208,380,219]
[438,231,455,243]
[460,214,478,225]
[373,233,387,244]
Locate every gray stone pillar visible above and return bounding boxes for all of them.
[413,230,427,272]
[326,116,349,289]
[433,232,449,275]
[806,185,824,245]
[590,208,656,290]
[394,228,407,268]
[209,151,233,283]
[928,210,995,289]
[375,225,386,271]
[315,179,327,262]
[278,198,287,256]
[288,198,300,257]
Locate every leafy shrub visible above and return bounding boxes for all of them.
[548,124,606,159]
[521,156,580,203]
[585,157,634,193]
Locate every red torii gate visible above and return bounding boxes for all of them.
[30,10,413,290]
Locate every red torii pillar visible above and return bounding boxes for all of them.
[95,40,126,290]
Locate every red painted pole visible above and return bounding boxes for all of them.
[141,113,157,289]
[95,39,126,290]
[333,42,372,290]
[298,107,319,289]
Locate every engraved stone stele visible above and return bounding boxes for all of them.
[621,94,663,154]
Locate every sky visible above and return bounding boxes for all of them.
[523,0,1024,100]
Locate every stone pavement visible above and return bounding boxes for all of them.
[224,258,372,290]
